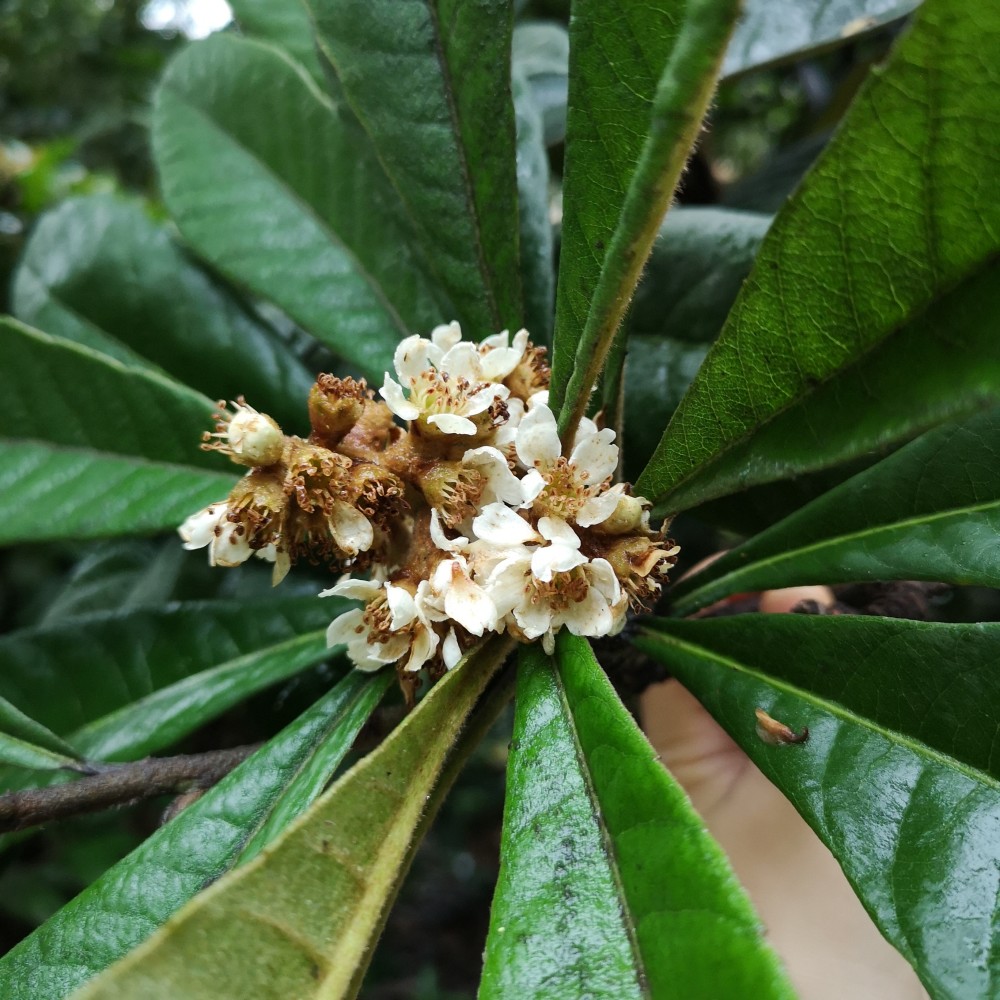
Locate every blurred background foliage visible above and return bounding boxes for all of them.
[2,3,969,996]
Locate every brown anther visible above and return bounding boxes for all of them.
[505,343,551,401]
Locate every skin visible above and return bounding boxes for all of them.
[641,584,930,1000]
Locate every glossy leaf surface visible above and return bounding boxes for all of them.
[672,407,1000,613]
[309,0,522,333]
[637,0,1000,512]
[0,318,234,545]
[723,0,918,78]
[0,597,335,767]
[153,34,445,379]
[12,195,313,431]
[638,615,1000,1000]
[621,208,769,478]
[0,671,389,1000]
[550,0,739,438]
[74,638,511,1000]
[480,636,794,999]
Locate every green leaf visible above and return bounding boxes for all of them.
[637,0,1000,513]
[152,34,446,379]
[0,597,336,765]
[36,541,186,627]
[0,318,235,545]
[229,0,324,81]
[627,208,771,345]
[512,66,554,342]
[0,671,389,1000]
[550,0,740,440]
[308,0,523,333]
[672,407,1000,614]
[71,637,512,1000]
[480,635,795,999]
[620,208,769,479]
[0,696,83,773]
[722,0,919,78]
[12,195,313,431]
[637,615,1000,999]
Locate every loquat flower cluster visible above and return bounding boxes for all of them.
[179,323,678,687]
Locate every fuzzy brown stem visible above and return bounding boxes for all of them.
[0,744,260,833]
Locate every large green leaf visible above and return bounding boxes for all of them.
[72,638,512,1000]
[152,34,446,379]
[550,0,740,439]
[722,0,918,78]
[228,0,323,80]
[637,0,1000,513]
[637,615,1000,1000]
[0,670,390,1000]
[0,318,234,545]
[621,208,769,480]
[308,0,523,333]
[672,407,1000,613]
[0,597,336,764]
[12,195,313,431]
[480,636,795,999]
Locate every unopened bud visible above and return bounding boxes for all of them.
[595,494,646,535]
[227,407,284,467]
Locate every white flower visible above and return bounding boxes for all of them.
[425,557,500,637]
[203,400,284,467]
[513,399,620,525]
[179,503,253,568]
[486,541,626,654]
[322,577,439,672]
[379,323,520,436]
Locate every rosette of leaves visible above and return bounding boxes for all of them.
[0,0,998,997]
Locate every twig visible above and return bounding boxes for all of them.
[0,744,260,833]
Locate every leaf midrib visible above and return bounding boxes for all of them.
[641,627,1000,793]
[0,437,237,480]
[676,495,1000,611]
[311,28,498,328]
[551,665,651,999]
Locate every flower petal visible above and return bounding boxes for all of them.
[211,522,253,567]
[538,516,581,548]
[531,542,587,583]
[442,629,463,669]
[320,576,382,601]
[330,503,374,555]
[438,341,483,381]
[472,503,537,546]
[394,334,432,382]
[179,504,226,549]
[326,608,366,647]
[462,446,524,506]
[427,412,478,435]
[385,584,418,630]
[569,428,619,486]
[441,561,498,636]
[404,626,439,672]
[379,374,421,421]
[431,321,463,354]
[430,508,470,551]
[515,400,560,468]
[576,484,625,527]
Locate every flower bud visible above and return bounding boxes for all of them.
[594,494,646,535]
[227,407,284,467]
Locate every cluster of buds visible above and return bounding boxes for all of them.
[179,322,678,684]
